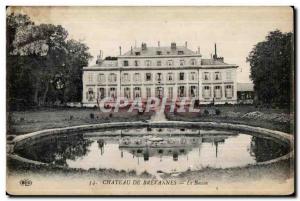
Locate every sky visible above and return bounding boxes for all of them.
[8,6,293,83]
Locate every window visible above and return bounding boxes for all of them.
[123,60,129,66]
[134,60,140,66]
[155,87,164,98]
[97,88,106,99]
[122,73,130,82]
[190,72,196,81]
[146,88,151,98]
[87,88,95,101]
[110,87,116,98]
[180,59,185,66]
[135,52,140,56]
[167,60,173,66]
[190,59,197,65]
[134,73,141,82]
[168,87,173,99]
[124,87,131,99]
[88,73,93,83]
[190,86,197,97]
[203,86,211,98]
[156,51,162,55]
[204,72,210,81]
[226,71,232,80]
[178,51,184,55]
[134,87,141,98]
[215,72,221,80]
[108,73,117,83]
[178,86,186,97]
[167,73,174,81]
[214,86,222,98]
[97,73,105,83]
[145,60,152,66]
[225,85,233,98]
[179,72,185,81]
[145,73,152,81]
[157,60,162,66]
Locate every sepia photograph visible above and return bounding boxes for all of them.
[5,6,294,196]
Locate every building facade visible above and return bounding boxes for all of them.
[82,42,238,107]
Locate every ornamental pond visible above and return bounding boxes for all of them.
[13,127,291,176]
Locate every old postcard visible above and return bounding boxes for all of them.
[6,6,294,196]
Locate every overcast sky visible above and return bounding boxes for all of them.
[8,6,293,83]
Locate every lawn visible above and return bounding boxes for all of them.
[165,105,294,134]
[7,105,294,135]
[7,107,153,135]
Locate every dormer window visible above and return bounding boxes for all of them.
[156,51,162,55]
[135,52,140,56]
[178,51,184,55]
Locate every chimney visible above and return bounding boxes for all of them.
[198,46,200,54]
[171,42,176,50]
[130,46,133,55]
[185,41,187,48]
[119,46,122,55]
[158,41,160,47]
[141,43,147,50]
[214,43,217,58]
[96,50,103,64]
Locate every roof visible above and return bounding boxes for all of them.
[237,83,254,92]
[89,60,118,68]
[201,58,228,65]
[121,46,197,57]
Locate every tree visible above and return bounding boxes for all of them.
[247,30,293,107]
[7,12,92,109]
[64,39,92,102]
[12,23,69,105]
[7,13,36,109]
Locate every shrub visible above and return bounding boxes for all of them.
[215,109,221,115]
[90,113,94,119]
[203,109,209,115]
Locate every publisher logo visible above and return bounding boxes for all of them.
[19,179,32,187]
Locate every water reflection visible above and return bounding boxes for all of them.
[14,134,92,166]
[14,128,290,175]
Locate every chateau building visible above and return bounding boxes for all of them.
[82,42,238,107]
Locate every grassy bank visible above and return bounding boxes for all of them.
[165,105,293,134]
[7,107,153,135]
[7,105,293,135]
